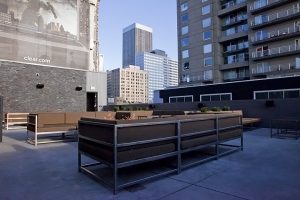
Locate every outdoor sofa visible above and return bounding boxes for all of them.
[78,112,243,194]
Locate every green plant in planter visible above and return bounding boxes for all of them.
[113,106,119,112]
[200,107,209,112]
[222,106,230,111]
[119,105,124,111]
[211,107,221,112]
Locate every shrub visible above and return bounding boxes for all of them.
[222,106,230,111]
[200,107,209,113]
[118,105,124,111]
[197,103,206,109]
[113,106,119,112]
[211,107,221,112]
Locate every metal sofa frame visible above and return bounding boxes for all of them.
[78,115,243,194]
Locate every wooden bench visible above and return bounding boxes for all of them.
[242,118,261,128]
[4,113,29,130]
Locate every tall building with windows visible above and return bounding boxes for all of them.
[136,50,178,103]
[107,65,148,104]
[248,0,300,78]
[0,0,107,113]
[123,23,153,67]
[177,0,300,86]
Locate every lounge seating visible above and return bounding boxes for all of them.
[27,112,115,146]
[78,113,243,194]
[4,113,29,130]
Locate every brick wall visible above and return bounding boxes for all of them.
[0,61,87,113]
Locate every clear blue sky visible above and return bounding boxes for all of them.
[99,0,178,70]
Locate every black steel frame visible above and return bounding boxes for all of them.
[270,119,300,139]
[78,115,243,194]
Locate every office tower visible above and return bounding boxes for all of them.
[177,0,300,86]
[107,65,148,104]
[123,23,153,67]
[136,50,178,103]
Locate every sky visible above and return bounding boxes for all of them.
[99,0,178,70]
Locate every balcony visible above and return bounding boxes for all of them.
[181,74,213,85]
[223,71,250,82]
[222,15,248,28]
[250,0,298,14]
[221,61,249,70]
[250,6,300,30]
[251,25,300,45]
[219,25,248,43]
[252,44,300,61]
[218,0,247,17]
[252,63,300,77]
[224,44,249,55]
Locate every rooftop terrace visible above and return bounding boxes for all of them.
[0,128,299,200]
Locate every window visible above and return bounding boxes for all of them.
[296,58,300,69]
[183,62,190,70]
[285,90,300,98]
[203,31,212,40]
[182,50,189,59]
[181,2,188,12]
[204,70,212,80]
[169,95,193,103]
[254,89,300,99]
[202,4,211,15]
[202,17,212,28]
[181,14,188,23]
[181,38,189,47]
[200,93,232,102]
[204,57,213,66]
[203,44,212,54]
[182,26,189,35]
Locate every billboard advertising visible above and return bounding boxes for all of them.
[0,0,90,70]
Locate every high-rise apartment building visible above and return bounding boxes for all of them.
[249,0,300,78]
[123,23,153,67]
[107,65,148,104]
[136,50,178,102]
[177,0,300,86]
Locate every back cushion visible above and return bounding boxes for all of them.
[65,112,96,124]
[38,113,65,126]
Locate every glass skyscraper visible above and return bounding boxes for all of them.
[122,23,153,67]
[136,50,178,103]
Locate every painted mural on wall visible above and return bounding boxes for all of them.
[0,0,90,70]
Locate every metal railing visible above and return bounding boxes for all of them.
[223,24,248,36]
[250,5,300,27]
[223,15,247,26]
[252,44,300,58]
[250,0,281,11]
[251,25,300,42]
[181,74,213,83]
[221,0,246,10]
[223,72,250,80]
[251,63,298,74]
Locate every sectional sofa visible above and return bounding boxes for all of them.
[78,112,243,194]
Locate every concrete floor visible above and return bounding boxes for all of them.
[0,128,299,200]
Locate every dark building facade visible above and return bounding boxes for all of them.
[158,76,300,103]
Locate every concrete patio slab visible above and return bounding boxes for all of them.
[0,128,299,200]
